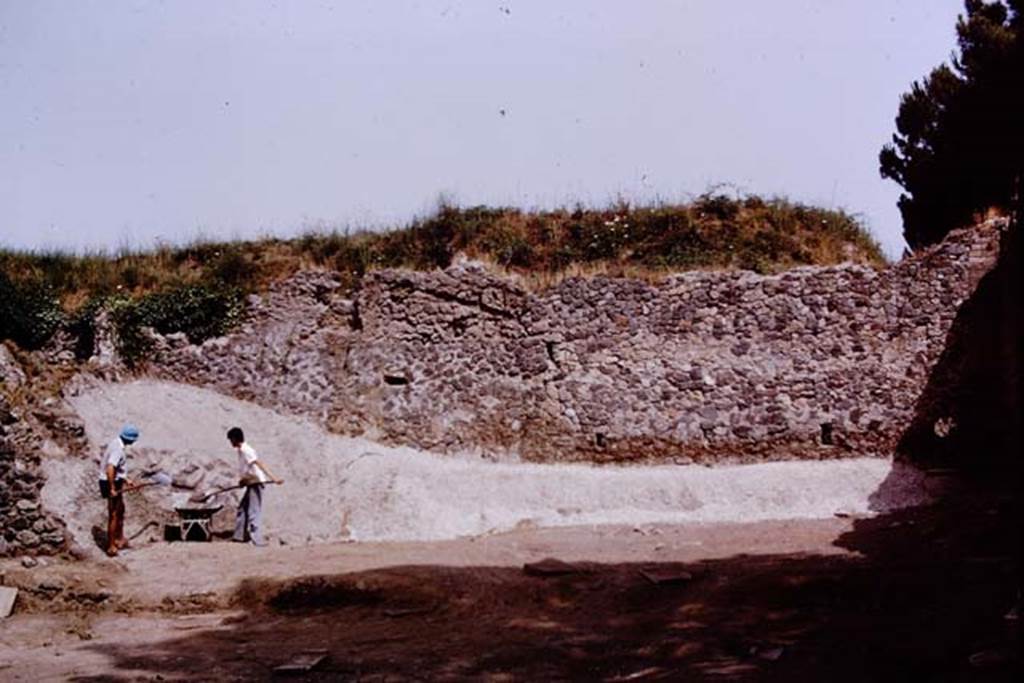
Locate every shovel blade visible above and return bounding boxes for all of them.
[148,471,173,487]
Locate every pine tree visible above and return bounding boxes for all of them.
[879,0,1022,249]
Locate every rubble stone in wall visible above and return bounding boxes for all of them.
[0,394,70,557]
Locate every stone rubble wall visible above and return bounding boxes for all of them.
[0,357,72,557]
[140,220,1005,463]
[1,221,1005,557]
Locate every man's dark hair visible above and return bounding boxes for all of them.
[227,427,244,443]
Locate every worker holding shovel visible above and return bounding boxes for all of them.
[227,427,283,547]
[98,424,139,557]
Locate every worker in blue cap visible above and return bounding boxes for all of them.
[97,424,140,556]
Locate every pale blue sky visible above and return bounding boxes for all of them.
[1,1,963,257]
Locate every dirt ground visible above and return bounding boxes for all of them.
[0,480,1018,682]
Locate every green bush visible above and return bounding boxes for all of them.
[108,295,153,367]
[108,283,245,366]
[0,273,64,350]
[565,213,632,262]
[137,283,244,343]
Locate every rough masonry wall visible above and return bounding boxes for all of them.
[139,221,1004,464]
[896,221,1021,477]
[0,359,72,557]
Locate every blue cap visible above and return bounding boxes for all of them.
[120,424,140,443]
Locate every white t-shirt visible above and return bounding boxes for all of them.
[236,442,269,484]
[98,437,128,482]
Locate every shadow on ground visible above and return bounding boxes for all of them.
[68,485,1018,682]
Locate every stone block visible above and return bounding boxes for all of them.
[0,587,17,618]
[15,530,40,547]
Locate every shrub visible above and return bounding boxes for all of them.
[0,273,64,350]
[694,193,741,221]
[300,232,350,266]
[108,295,153,367]
[331,238,375,292]
[206,248,257,287]
[565,212,632,262]
[630,208,708,268]
[409,209,457,270]
[108,283,246,366]
[479,226,535,267]
[135,283,245,343]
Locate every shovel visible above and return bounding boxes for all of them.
[188,482,246,503]
[188,478,283,503]
[125,471,174,492]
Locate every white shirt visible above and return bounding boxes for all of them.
[98,437,128,482]
[236,442,269,484]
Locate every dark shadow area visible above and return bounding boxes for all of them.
[89,524,106,552]
[896,222,1021,483]
[67,486,1018,682]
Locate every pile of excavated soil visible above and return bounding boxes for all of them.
[44,379,935,551]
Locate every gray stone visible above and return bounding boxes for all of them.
[42,532,66,546]
[37,578,65,593]
[0,586,17,618]
[15,530,40,547]
[698,407,719,421]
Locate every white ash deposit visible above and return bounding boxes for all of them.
[46,379,931,548]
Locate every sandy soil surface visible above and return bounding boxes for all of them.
[1,487,1019,681]
[3,517,854,614]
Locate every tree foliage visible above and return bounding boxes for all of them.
[880,0,1022,249]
